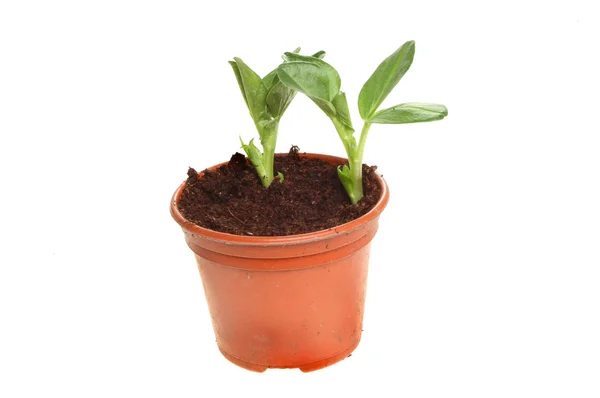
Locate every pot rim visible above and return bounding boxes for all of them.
[170,152,389,245]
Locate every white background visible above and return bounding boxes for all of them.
[1,0,599,396]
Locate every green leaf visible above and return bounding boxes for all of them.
[239,137,263,163]
[336,165,357,202]
[331,92,354,131]
[229,61,248,109]
[263,49,326,118]
[282,50,326,62]
[369,102,448,124]
[277,56,340,102]
[262,69,278,91]
[231,57,267,122]
[310,97,337,118]
[337,164,352,185]
[277,55,341,122]
[358,40,416,120]
[264,49,324,90]
[239,137,267,178]
[265,81,297,118]
[277,171,284,183]
[311,50,326,60]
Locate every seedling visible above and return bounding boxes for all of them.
[229,49,325,187]
[276,40,448,203]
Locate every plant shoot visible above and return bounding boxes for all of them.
[276,41,447,203]
[230,49,325,187]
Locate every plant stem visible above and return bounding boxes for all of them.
[345,122,372,203]
[357,122,372,165]
[331,118,371,204]
[331,117,356,157]
[259,119,279,188]
[262,144,275,187]
[347,158,364,204]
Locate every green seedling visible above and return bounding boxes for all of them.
[230,49,325,187]
[276,40,447,203]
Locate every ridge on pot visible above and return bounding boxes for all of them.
[171,153,389,372]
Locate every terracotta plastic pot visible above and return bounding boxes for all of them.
[170,153,389,372]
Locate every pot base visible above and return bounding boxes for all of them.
[218,339,360,373]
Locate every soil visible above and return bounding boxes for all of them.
[177,146,382,236]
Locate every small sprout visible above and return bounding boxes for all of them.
[277,172,284,183]
[230,49,325,188]
[277,40,447,203]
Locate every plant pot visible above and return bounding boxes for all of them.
[170,153,389,372]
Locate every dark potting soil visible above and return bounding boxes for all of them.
[177,146,382,236]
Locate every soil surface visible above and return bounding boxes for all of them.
[177,147,381,236]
